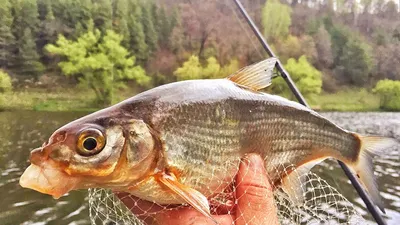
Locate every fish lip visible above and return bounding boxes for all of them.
[19,163,81,199]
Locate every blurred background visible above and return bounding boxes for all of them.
[0,0,399,224]
[0,0,399,111]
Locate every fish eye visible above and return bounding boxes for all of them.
[77,128,106,156]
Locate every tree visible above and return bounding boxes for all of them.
[37,0,57,65]
[0,0,16,69]
[275,35,302,63]
[112,0,130,46]
[327,24,351,66]
[373,79,400,111]
[273,55,322,100]
[127,0,148,64]
[51,0,93,38]
[12,0,40,39]
[174,55,240,81]
[92,0,112,33]
[374,44,400,81]
[174,55,203,81]
[18,28,45,77]
[46,29,150,105]
[0,70,12,92]
[314,25,333,68]
[141,2,158,53]
[262,0,292,41]
[336,36,373,86]
[202,57,221,78]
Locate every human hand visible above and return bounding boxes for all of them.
[117,154,279,225]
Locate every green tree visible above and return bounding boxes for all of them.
[174,55,203,81]
[127,0,148,64]
[168,15,185,53]
[46,29,150,105]
[18,28,45,77]
[0,0,16,69]
[336,36,373,86]
[157,6,177,47]
[37,0,57,65]
[219,59,240,78]
[273,55,322,100]
[0,70,12,92]
[12,0,40,39]
[202,57,221,78]
[51,0,93,37]
[314,25,333,68]
[112,0,130,46]
[262,0,292,41]
[373,79,400,111]
[92,0,112,33]
[174,55,239,81]
[141,2,158,53]
[327,24,351,66]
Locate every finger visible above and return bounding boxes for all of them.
[153,207,234,225]
[213,199,235,215]
[235,154,279,225]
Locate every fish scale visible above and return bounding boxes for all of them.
[147,81,359,193]
[20,59,394,219]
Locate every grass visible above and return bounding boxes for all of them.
[311,89,381,112]
[0,88,98,112]
[0,87,383,112]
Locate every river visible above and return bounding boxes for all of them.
[0,111,398,225]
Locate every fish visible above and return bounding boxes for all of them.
[19,57,396,223]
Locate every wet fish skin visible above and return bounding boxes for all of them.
[120,79,360,203]
[19,58,395,218]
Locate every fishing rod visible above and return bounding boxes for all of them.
[231,0,387,224]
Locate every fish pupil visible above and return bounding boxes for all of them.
[83,137,97,151]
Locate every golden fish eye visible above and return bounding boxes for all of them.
[77,129,106,156]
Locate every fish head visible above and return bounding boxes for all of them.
[19,114,157,199]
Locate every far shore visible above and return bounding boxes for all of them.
[0,88,389,112]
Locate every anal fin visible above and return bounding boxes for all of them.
[281,159,324,205]
[158,173,218,224]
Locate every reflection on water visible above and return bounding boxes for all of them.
[0,111,398,225]
[0,111,89,225]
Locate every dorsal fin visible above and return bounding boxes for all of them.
[227,57,277,91]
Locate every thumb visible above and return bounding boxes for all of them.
[235,154,279,225]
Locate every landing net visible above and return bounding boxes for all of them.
[88,161,366,225]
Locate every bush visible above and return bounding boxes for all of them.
[174,56,240,80]
[272,55,322,101]
[373,79,400,111]
[0,70,12,92]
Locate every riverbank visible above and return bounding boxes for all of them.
[0,88,382,112]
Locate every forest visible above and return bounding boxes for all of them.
[0,0,399,111]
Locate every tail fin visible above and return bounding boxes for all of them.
[352,134,397,213]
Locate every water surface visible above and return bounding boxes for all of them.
[0,111,398,224]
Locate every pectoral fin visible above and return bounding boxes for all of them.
[158,173,218,224]
[227,57,277,91]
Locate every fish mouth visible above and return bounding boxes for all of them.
[19,163,81,199]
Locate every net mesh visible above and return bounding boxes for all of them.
[88,161,366,225]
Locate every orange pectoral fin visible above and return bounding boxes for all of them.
[158,173,218,225]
